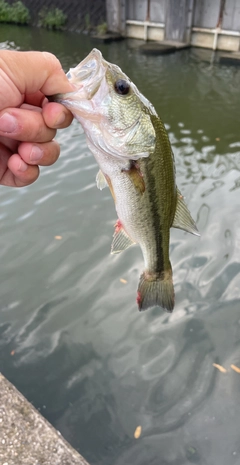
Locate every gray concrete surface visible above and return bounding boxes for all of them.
[139,41,190,55]
[219,51,240,65]
[0,373,90,465]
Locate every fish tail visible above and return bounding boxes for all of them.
[137,269,174,312]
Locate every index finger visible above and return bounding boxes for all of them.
[24,91,46,107]
[0,51,73,107]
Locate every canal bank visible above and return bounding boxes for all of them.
[4,0,240,52]
[0,373,90,465]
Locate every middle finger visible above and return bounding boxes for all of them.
[18,140,60,166]
[0,108,56,143]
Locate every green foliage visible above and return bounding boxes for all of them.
[11,1,30,23]
[96,21,108,35]
[0,0,30,24]
[0,0,10,22]
[38,7,67,30]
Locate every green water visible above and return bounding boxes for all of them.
[1,25,240,465]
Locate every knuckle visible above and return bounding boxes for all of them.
[35,123,56,142]
[42,52,62,72]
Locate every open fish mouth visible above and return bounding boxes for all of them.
[51,48,108,103]
[66,48,103,86]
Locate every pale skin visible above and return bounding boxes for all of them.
[0,50,74,187]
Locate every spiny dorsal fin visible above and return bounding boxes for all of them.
[96,170,108,190]
[172,188,200,236]
[111,219,135,254]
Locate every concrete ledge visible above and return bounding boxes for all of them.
[0,373,90,465]
[191,30,240,51]
[139,41,190,55]
[219,52,240,66]
[91,32,124,43]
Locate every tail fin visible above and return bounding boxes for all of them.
[137,270,174,312]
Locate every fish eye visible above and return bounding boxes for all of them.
[114,79,130,95]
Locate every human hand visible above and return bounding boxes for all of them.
[0,50,73,187]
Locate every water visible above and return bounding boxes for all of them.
[1,25,240,465]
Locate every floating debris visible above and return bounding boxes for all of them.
[231,364,240,374]
[134,426,142,439]
[54,236,62,240]
[120,278,127,284]
[212,363,227,373]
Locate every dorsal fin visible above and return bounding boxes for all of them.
[172,189,200,236]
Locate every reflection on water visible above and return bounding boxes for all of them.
[1,25,240,465]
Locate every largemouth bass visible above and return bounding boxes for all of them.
[50,48,199,312]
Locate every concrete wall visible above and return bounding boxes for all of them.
[193,0,221,29]
[123,0,240,51]
[193,0,240,31]
[127,0,165,22]
[222,0,240,30]
[165,0,192,43]
[191,31,240,51]
[126,23,164,41]
[106,0,126,33]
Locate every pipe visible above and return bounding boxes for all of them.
[126,20,164,28]
[192,27,240,37]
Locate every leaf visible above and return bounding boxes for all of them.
[212,363,227,373]
[231,364,240,374]
[134,426,142,439]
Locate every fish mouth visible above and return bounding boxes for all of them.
[49,48,108,104]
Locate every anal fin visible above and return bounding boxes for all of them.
[111,219,135,254]
[172,188,200,236]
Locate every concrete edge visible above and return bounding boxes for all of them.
[0,373,91,465]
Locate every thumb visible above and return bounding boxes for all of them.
[0,50,73,108]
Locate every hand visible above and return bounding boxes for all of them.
[0,50,73,187]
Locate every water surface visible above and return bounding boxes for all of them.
[1,25,240,465]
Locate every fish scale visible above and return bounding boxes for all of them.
[50,48,199,312]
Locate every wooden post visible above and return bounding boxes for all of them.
[106,0,126,34]
[165,0,194,44]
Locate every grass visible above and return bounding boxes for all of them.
[38,7,67,30]
[96,21,108,35]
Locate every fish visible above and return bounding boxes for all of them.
[49,48,199,312]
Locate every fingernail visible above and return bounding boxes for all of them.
[30,145,43,162]
[18,160,28,172]
[54,112,66,127]
[0,113,18,133]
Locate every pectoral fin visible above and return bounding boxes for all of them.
[122,161,145,194]
[96,170,108,190]
[172,189,200,236]
[111,219,135,254]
